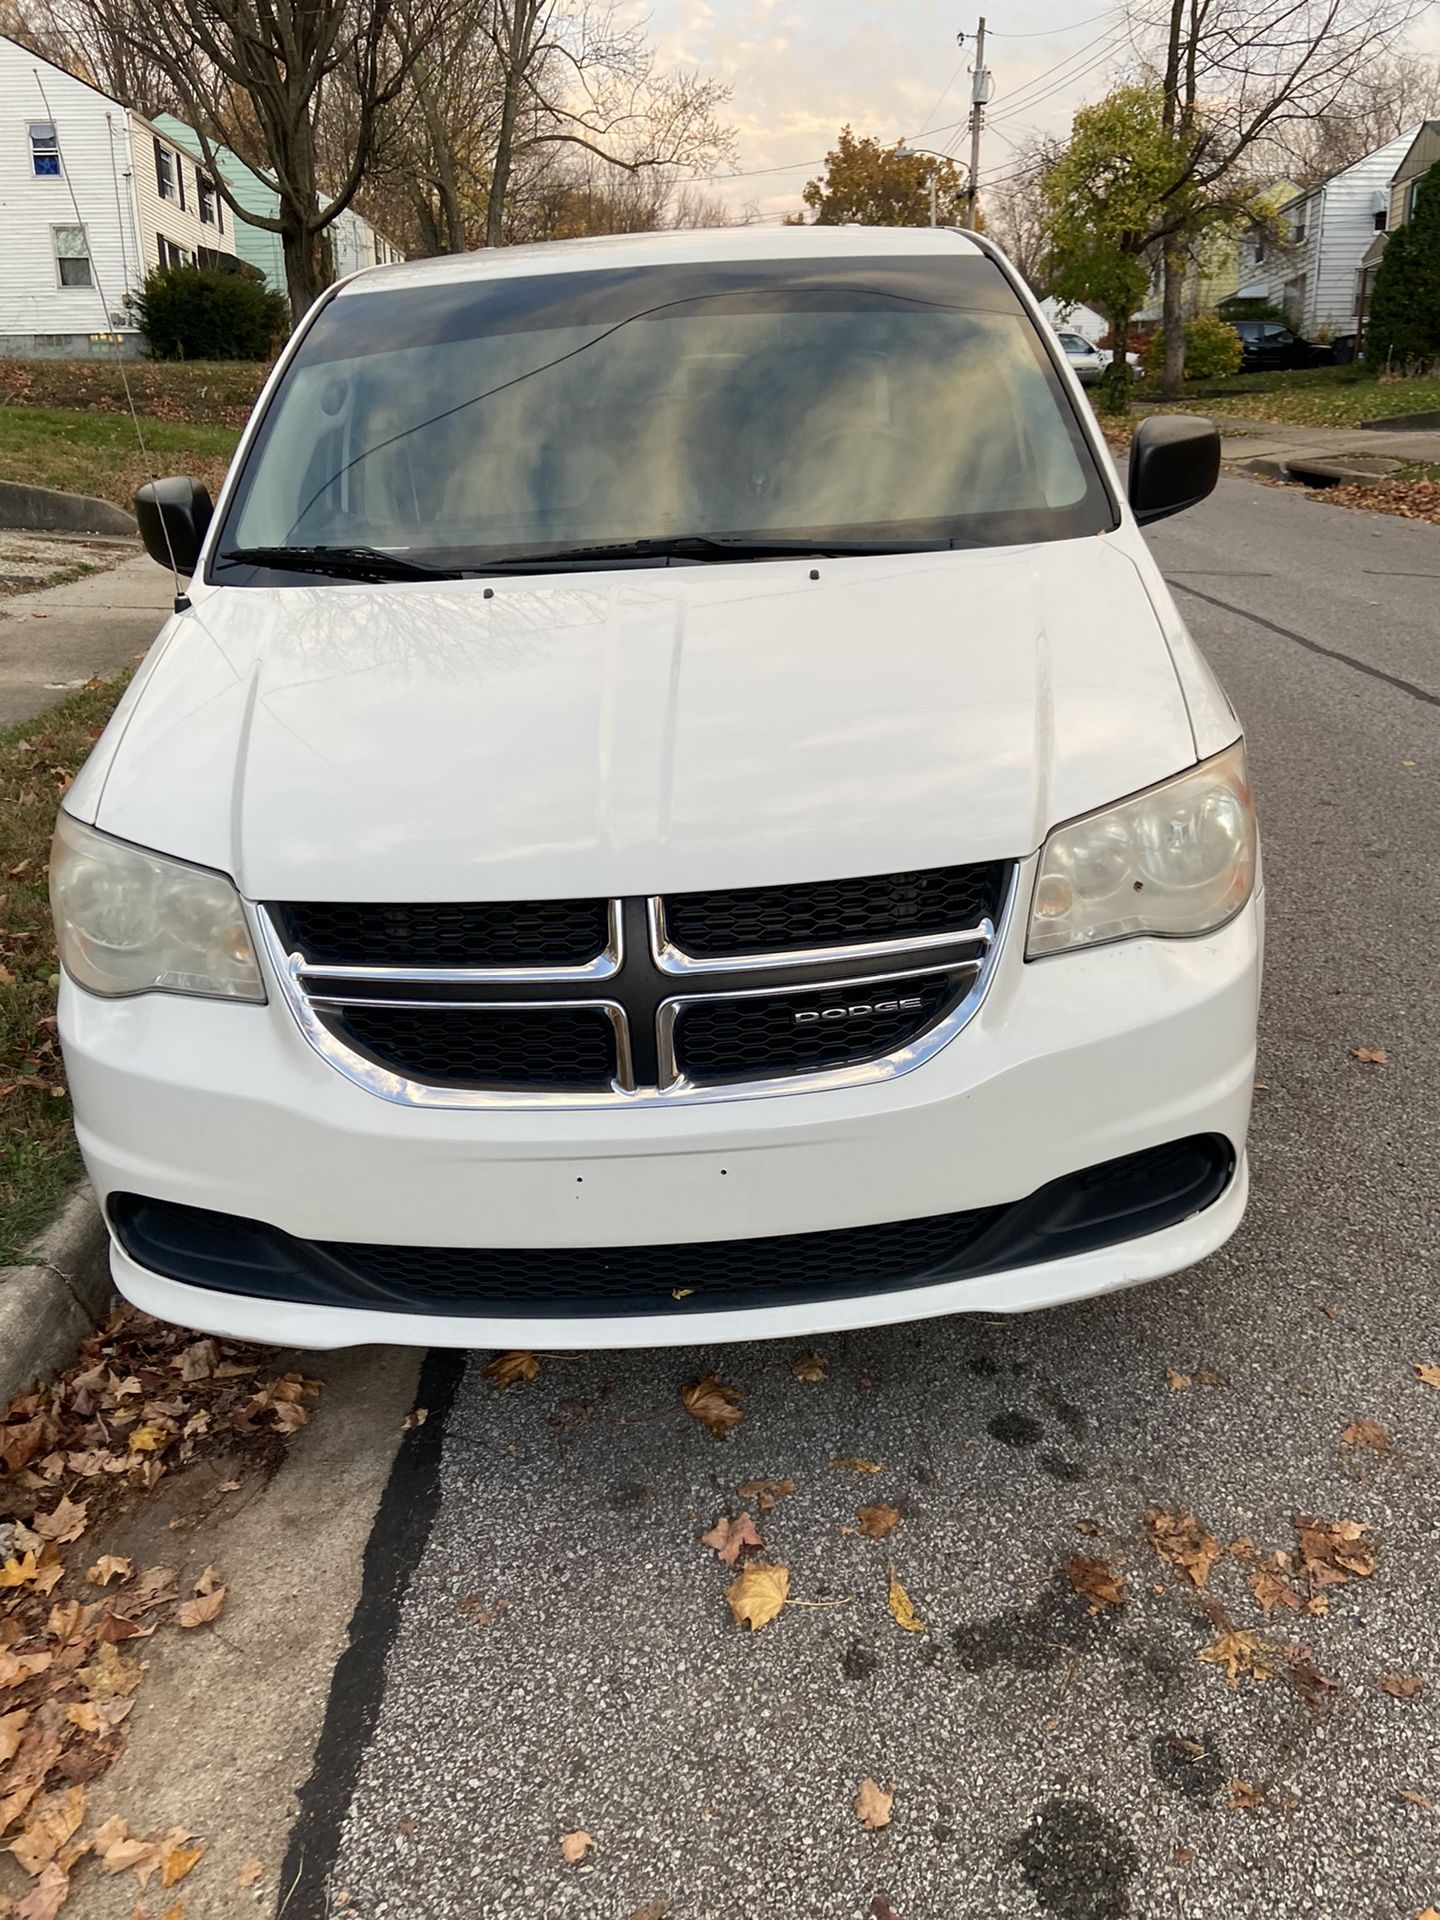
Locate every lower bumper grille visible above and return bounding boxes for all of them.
[109,1135,1234,1319]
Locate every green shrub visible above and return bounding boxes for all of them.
[1368,162,1440,369]
[134,265,288,362]
[1143,313,1243,381]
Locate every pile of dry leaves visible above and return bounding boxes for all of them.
[1,1306,320,1918]
[1313,475,1440,526]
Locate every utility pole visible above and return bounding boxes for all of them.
[965,17,991,228]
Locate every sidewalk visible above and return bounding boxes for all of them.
[1180,411,1440,480]
[0,539,174,727]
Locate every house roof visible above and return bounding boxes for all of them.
[1392,119,1440,185]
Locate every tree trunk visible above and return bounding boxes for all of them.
[282,213,328,326]
[485,62,524,246]
[1161,234,1186,398]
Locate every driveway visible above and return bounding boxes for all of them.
[0,543,172,727]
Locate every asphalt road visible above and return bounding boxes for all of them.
[285,477,1440,1920]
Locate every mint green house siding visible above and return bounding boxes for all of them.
[151,115,286,293]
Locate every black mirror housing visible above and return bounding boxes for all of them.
[1128,415,1221,525]
[134,476,214,574]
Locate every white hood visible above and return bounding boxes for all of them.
[75,539,1200,902]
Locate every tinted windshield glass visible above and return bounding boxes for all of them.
[218,254,1111,573]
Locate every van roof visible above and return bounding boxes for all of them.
[336,223,988,299]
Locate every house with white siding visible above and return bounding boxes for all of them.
[1256,129,1419,339]
[0,34,249,354]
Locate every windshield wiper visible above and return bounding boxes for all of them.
[216,544,466,582]
[474,534,950,569]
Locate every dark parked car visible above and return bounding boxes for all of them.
[1230,320,1335,372]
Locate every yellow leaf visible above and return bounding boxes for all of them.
[887,1564,925,1632]
[788,1351,828,1383]
[160,1839,204,1887]
[828,1457,883,1474]
[559,1830,593,1864]
[482,1350,540,1389]
[853,1777,894,1830]
[127,1427,169,1454]
[724,1561,789,1630]
[0,1551,39,1588]
[680,1373,744,1439]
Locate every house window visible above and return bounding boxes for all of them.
[29,123,60,177]
[154,139,180,203]
[158,234,194,270]
[198,174,218,225]
[1374,209,1387,231]
[53,224,92,287]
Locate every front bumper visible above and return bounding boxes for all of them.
[63,888,1262,1348]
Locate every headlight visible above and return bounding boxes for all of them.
[1027,740,1256,958]
[50,812,264,1001]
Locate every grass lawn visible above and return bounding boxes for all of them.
[0,356,266,426]
[0,674,130,1264]
[1149,368,1440,428]
[0,404,240,511]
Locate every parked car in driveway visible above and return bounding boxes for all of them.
[1056,330,1142,383]
[54,226,1259,1352]
[1230,320,1334,371]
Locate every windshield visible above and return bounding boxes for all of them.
[217,254,1112,576]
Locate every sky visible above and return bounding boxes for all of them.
[643,0,1440,223]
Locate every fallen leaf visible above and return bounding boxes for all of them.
[870,1898,902,1920]
[855,1504,901,1541]
[1146,1507,1222,1589]
[76,1641,145,1700]
[829,1457,882,1473]
[0,1709,29,1764]
[14,1862,68,1920]
[1341,1418,1390,1453]
[1227,1780,1263,1811]
[1065,1554,1126,1611]
[30,1496,87,1544]
[1165,1369,1191,1391]
[559,1830,592,1864]
[886,1565,925,1633]
[175,1584,227,1629]
[270,1401,309,1433]
[854,1778,894,1831]
[1380,1673,1424,1700]
[1251,1570,1306,1616]
[1293,1514,1377,1588]
[681,1373,743,1439]
[1199,1627,1272,1687]
[1194,1370,1230,1388]
[403,1408,428,1430]
[482,1351,540,1389]
[671,1288,693,1300]
[700,1513,763,1567]
[737,1478,794,1512]
[236,1859,263,1888]
[10,1784,86,1875]
[1415,1363,1440,1391]
[724,1561,789,1630]
[0,1553,39,1589]
[87,1556,134,1587]
[788,1351,828,1383]
[1397,1789,1432,1811]
[126,1426,170,1454]
[159,1839,204,1887]
[175,1339,218,1382]
[1350,1046,1388,1065]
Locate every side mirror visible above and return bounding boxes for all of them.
[134,477,213,573]
[1127,415,1221,525]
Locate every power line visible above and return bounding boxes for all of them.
[986,9,1113,33]
[986,21,1128,111]
[915,55,969,138]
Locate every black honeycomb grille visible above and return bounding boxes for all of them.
[278,898,609,968]
[675,973,959,1083]
[325,1005,616,1089]
[327,1206,1005,1308]
[662,863,1006,958]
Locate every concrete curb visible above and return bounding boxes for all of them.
[0,479,137,538]
[0,1185,113,1406]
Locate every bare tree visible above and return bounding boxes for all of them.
[985,139,1065,290]
[54,0,435,319]
[1269,50,1440,181]
[1129,0,1432,394]
[481,0,733,246]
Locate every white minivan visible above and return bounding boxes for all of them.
[52,226,1260,1351]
